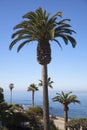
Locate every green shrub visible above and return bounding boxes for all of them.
[66,118,87,130]
[5,111,29,130]
[26,106,43,117]
[26,106,43,130]
[0,126,8,130]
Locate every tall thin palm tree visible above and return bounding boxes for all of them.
[38,77,54,88]
[9,83,14,104]
[52,91,80,130]
[27,83,38,106]
[9,7,76,130]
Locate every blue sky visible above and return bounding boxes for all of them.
[0,0,87,93]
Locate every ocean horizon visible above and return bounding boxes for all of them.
[4,90,87,119]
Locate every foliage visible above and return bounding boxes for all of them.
[27,84,38,92]
[27,83,38,106]
[53,91,80,130]
[0,87,4,103]
[5,111,29,130]
[52,91,80,106]
[8,103,24,112]
[9,7,76,52]
[9,83,14,90]
[26,106,43,117]
[50,119,60,130]
[26,106,59,130]
[26,106,43,129]
[0,126,8,130]
[0,88,10,125]
[0,102,10,124]
[66,118,87,130]
[38,77,54,88]
[0,101,59,130]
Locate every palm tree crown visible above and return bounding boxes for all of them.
[27,83,38,92]
[38,77,54,88]
[9,83,14,91]
[27,83,38,106]
[53,91,80,107]
[9,7,76,65]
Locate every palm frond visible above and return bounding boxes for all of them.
[13,21,28,30]
[53,11,62,18]
[9,36,29,50]
[17,40,31,52]
[12,30,29,38]
[53,91,80,105]
[67,35,76,47]
[58,34,69,45]
[56,19,71,25]
[23,11,37,22]
[36,7,44,19]
[9,7,76,52]
[27,83,38,91]
[52,38,62,49]
[38,80,43,87]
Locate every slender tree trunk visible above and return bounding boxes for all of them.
[42,64,50,130]
[32,91,34,107]
[10,90,12,104]
[64,110,68,130]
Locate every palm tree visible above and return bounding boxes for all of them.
[9,83,14,104]
[9,7,76,130]
[38,77,54,88]
[52,91,80,130]
[27,83,38,106]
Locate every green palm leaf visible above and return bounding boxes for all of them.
[17,40,32,52]
[52,39,62,49]
[9,8,76,51]
[67,35,76,47]
[9,36,29,50]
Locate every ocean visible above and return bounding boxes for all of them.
[4,90,87,119]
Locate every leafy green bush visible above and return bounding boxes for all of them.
[26,106,43,130]
[0,126,8,130]
[5,111,29,130]
[26,106,43,117]
[26,106,59,130]
[66,118,80,130]
[66,118,87,130]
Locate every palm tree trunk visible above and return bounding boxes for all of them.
[64,110,68,130]
[32,91,34,106]
[42,64,50,130]
[10,90,12,104]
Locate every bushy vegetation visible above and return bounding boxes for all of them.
[26,106,43,117]
[5,111,29,130]
[26,106,59,130]
[0,87,60,130]
[0,101,59,130]
[26,106,43,130]
[66,118,87,130]
[0,87,10,125]
[0,126,8,130]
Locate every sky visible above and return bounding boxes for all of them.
[0,0,87,93]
